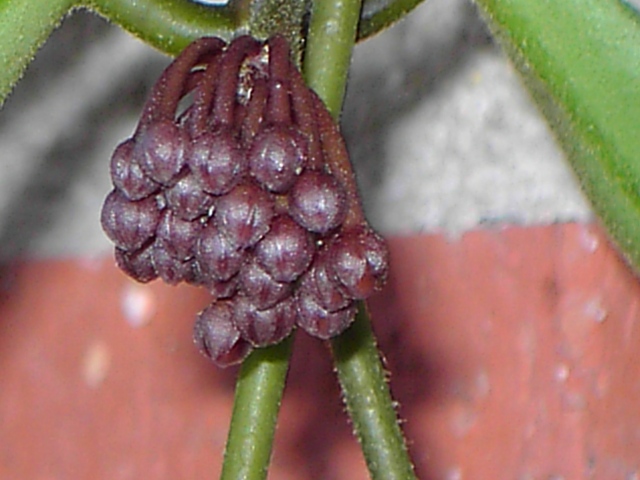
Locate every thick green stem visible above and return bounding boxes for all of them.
[0,0,78,106]
[219,335,293,480]
[85,0,238,55]
[331,308,417,479]
[304,0,417,478]
[86,0,308,60]
[303,0,361,119]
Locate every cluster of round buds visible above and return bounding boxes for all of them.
[101,35,389,367]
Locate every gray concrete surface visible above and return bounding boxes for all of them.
[344,0,591,237]
[0,0,599,258]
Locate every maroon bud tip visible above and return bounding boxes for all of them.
[296,294,356,339]
[164,174,215,221]
[215,182,274,249]
[239,257,292,310]
[248,126,306,193]
[298,255,351,312]
[290,170,347,234]
[194,302,252,367]
[254,215,314,283]
[233,296,296,347]
[101,189,162,251]
[326,228,389,299]
[137,120,188,185]
[114,245,158,283]
[110,138,160,200]
[156,210,202,260]
[195,222,245,281]
[151,239,197,285]
[189,130,246,195]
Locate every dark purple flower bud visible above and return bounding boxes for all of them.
[233,296,296,347]
[296,294,356,340]
[164,174,215,221]
[189,129,246,195]
[194,301,253,367]
[101,189,161,251]
[137,120,188,185]
[195,223,244,281]
[248,126,306,192]
[151,239,196,285]
[114,245,157,283]
[298,255,351,312]
[110,138,160,200]
[156,210,202,260]
[289,170,347,233]
[206,276,239,300]
[326,228,389,299]
[239,257,292,310]
[215,182,274,248]
[254,215,314,283]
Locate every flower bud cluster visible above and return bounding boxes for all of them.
[101,35,389,367]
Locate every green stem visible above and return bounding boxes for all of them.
[86,0,308,59]
[84,0,238,55]
[0,0,78,106]
[303,0,361,119]
[220,335,294,480]
[331,307,417,479]
[304,0,417,478]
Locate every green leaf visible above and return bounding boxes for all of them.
[474,0,640,269]
[0,0,78,106]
